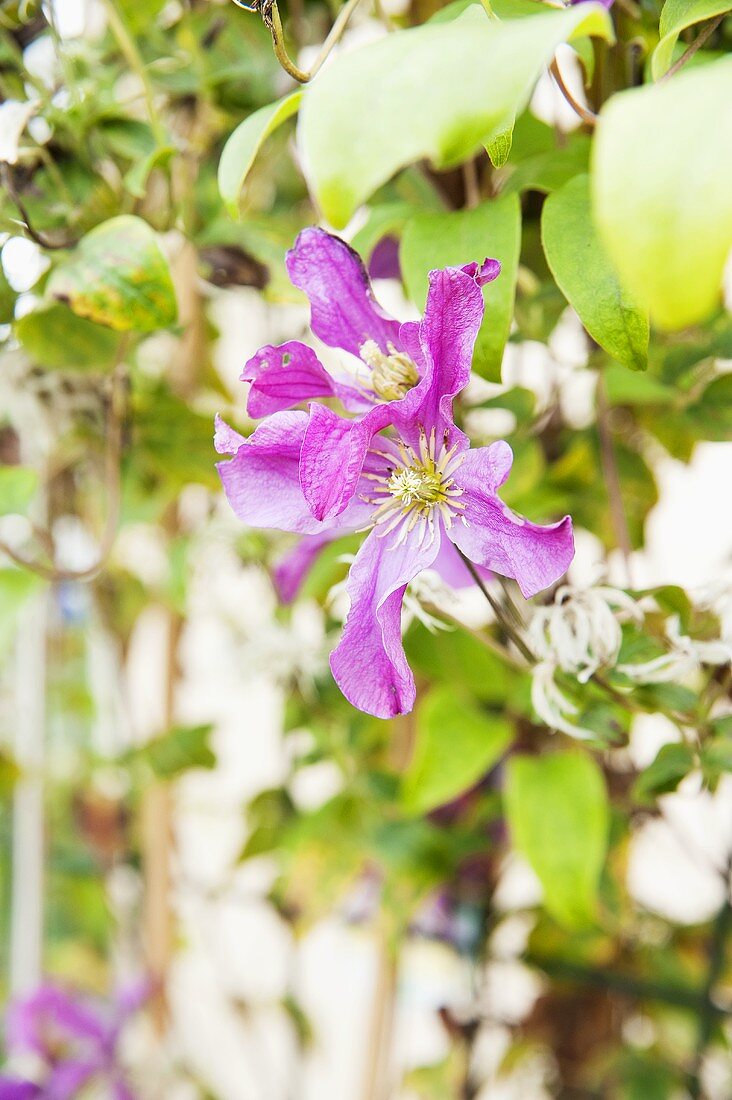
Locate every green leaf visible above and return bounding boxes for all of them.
[126,724,216,780]
[0,569,43,658]
[592,58,732,331]
[486,126,513,168]
[504,751,609,929]
[218,91,303,216]
[402,688,513,815]
[15,301,120,370]
[652,0,732,79]
[124,145,175,199]
[401,195,521,380]
[0,262,16,324]
[117,0,167,32]
[299,3,614,227]
[633,742,695,802]
[0,467,38,517]
[48,215,177,333]
[542,175,649,371]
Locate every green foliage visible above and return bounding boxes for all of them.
[0,569,43,658]
[14,303,120,370]
[504,751,610,928]
[122,725,216,781]
[401,195,521,380]
[48,216,178,333]
[633,742,695,802]
[0,467,38,517]
[219,92,304,215]
[653,0,732,78]
[299,2,614,225]
[401,687,513,814]
[592,58,732,330]
[542,175,649,371]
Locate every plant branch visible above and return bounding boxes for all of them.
[596,373,634,585]
[549,57,598,127]
[661,15,725,82]
[0,164,80,251]
[453,546,535,664]
[0,349,129,583]
[688,856,732,1098]
[233,0,365,83]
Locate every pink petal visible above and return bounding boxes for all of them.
[217,411,331,534]
[330,524,441,719]
[214,414,246,455]
[396,265,487,449]
[273,531,338,604]
[300,402,392,522]
[286,227,402,358]
[448,444,574,599]
[243,341,339,418]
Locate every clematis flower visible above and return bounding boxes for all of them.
[0,981,148,1100]
[216,239,574,719]
[241,226,501,521]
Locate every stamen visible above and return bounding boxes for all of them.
[363,429,467,546]
[360,340,419,402]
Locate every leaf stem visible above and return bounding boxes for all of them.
[100,0,165,144]
[596,372,634,586]
[453,546,536,664]
[660,14,725,83]
[233,0,365,84]
[549,56,598,127]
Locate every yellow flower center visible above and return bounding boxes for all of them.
[363,428,466,547]
[360,340,419,402]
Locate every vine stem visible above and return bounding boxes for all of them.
[454,546,535,664]
[100,0,165,144]
[549,57,598,127]
[660,14,725,82]
[596,373,634,586]
[688,855,732,1097]
[233,0,366,83]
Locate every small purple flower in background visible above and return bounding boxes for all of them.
[217,228,574,719]
[0,981,148,1100]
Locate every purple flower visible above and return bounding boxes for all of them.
[216,230,574,719]
[1,981,148,1100]
[241,228,501,522]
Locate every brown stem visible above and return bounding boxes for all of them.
[233,0,366,83]
[0,164,80,251]
[462,158,481,210]
[453,546,535,664]
[596,373,633,586]
[0,352,129,583]
[549,58,598,127]
[660,15,724,82]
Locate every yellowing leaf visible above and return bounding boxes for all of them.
[592,58,732,331]
[48,215,177,333]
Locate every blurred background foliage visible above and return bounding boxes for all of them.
[0,0,731,1096]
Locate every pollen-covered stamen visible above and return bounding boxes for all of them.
[360,340,419,402]
[363,428,466,548]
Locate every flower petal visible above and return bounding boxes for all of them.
[243,341,339,417]
[300,402,391,522]
[273,531,338,604]
[286,227,402,357]
[217,411,328,534]
[330,524,441,719]
[448,445,574,599]
[214,414,246,455]
[397,263,494,447]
